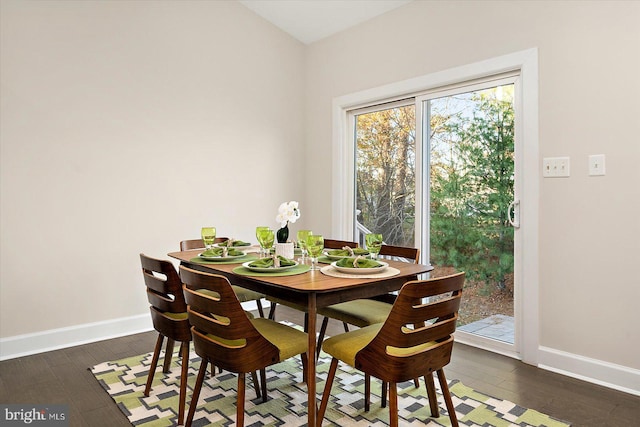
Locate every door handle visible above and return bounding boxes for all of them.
[508,200,520,228]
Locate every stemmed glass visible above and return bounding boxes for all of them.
[306,234,324,271]
[365,233,383,260]
[256,227,274,258]
[201,227,217,250]
[296,230,312,264]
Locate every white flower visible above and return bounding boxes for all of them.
[276,201,301,228]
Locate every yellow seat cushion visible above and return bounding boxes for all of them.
[251,318,308,361]
[163,311,188,320]
[322,324,383,366]
[232,285,265,303]
[318,299,391,328]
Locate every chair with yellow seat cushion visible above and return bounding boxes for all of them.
[180,238,267,317]
[180,265,308,427]
[139,253,193,426]
[317,272,465,427]
[315,244,421,355]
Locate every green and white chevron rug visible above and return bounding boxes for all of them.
[91,347,570,427]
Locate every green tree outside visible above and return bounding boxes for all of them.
[355,84,514,295]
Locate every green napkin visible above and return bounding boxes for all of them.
[218,240,250,247]
[248,256,296,268]
[335,257,382,269]
[201,247,244,257]
[327,248,369,257]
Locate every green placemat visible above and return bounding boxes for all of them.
[189,254,258,265]
[232,264,311,277]
[318,256,334,264]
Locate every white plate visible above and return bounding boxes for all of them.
[214,242,252,249]
[324,250,370,260]
[198,251,246,261]
[331,260,388,274]
[242,260,299,272]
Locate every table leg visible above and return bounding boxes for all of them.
[307,292,317,426]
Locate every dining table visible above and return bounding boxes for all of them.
[168,246,434,426]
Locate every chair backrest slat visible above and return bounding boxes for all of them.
[379,244,420,264]
[324,239,358,249]
[180,237,229,251]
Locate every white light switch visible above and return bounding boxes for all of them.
[589,154,606,176]
[543,157,570,178]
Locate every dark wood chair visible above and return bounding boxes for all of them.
[180,266,308,427]
[180,238,266,318]
[318,272,465,427]
[323,238,359,250]
[316,244,421,356]
[139,254,192,425]
[267,238,359,322]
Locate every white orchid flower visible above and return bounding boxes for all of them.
[276,201,301,227]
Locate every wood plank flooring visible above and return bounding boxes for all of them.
[1,305,638,426]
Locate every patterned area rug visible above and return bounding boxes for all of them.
[91,346,571,427]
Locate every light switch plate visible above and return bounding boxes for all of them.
[589,154,606,176]
[543,157,570,178]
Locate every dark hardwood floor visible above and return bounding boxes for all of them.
[1,305,638,426]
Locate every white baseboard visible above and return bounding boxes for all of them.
[0,301,268,361]
[0,314,153,361]
[538,346,640,396]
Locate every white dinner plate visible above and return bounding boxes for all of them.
[198,251,246,261]
[242,260,299,273]
[214,242,252,249]
[331,260,388,274]
[323,250,370,260]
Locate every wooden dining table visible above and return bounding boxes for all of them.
[168,247,433,426]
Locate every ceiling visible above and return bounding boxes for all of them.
[238,0,413,44]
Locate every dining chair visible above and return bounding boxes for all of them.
[266,238,359,322]
[180,265,308,427]
[315,244,421,356]
[180,238,267,318]
[317,272,465,427]
[139,253,192,426]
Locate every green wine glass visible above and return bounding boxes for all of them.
[256,226,269,257]
[201,227,217,249]
[306,234,324,271]
[296,230,312,263]
[256,227,274,258]
[365,233,383,260]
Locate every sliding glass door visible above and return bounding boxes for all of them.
[352,77,519,356]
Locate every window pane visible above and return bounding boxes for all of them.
[354,105,416,248]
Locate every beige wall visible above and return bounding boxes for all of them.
[0,1,305,337]
[304,0,640,371]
